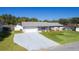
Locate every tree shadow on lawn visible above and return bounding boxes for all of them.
[58,33,64,35]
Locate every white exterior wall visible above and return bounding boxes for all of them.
[51,27,63,31]
[14,25,23,31]
[76,27,79,32]
[53,27,59,31]
[59,27,64,31]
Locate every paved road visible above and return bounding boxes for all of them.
[48,41,79,51]
[14,33,60,51]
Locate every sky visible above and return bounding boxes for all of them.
[0,7,79,20]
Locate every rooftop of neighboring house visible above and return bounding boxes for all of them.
[21,22,63,27]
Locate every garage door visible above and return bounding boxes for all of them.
[23,28,38,33]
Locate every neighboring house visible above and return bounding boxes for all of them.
[14,22,64,32]
[64,24,79,32]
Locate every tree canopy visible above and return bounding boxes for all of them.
[0,14,79,25]
[58,17,79,25]
[0,14,39,25]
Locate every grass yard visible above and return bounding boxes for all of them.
[0,31,26,51]
[14,31,23,34]
[41,31,79,44]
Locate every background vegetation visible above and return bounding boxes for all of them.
[0,14,79,25]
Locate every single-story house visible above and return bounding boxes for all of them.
[14,22,64,32]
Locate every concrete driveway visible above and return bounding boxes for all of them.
[14,32,60,51]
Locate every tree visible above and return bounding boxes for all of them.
[1,14,17,25]
[30,18,38,22]
[43,19,49,22]
[59,19,70,25]
[70,17,79,24]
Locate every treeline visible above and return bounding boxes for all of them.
[0,14,40,25]
[44,18,79,25]
[59,18,79,25]
[0,14,79,25]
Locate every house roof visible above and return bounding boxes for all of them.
[22,22,63,27]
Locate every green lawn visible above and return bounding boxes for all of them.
[1,30,79,50]
[0,31,26,51]
[14,31,23,34]
[41,31,79,44]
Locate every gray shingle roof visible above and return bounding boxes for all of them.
[22,22,63,27]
